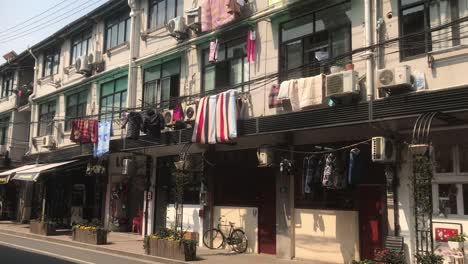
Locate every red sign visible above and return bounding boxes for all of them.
[435,228,458,242]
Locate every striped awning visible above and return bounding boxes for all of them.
[0,164,41,184]
[12,161,78,182]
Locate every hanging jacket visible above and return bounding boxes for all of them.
[141,109,165,139]
[323,153,345,189]
[126,112,142,140]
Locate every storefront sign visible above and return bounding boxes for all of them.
[0,175,9,184]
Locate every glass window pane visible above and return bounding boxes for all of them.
[438,184,458,215]
[145,65,161,82]
[463,184,468,215]
[118,21,126,44]
[68,95,77,107]
[401,5,426,58]
[167,0,176,20]
[282,14,314,42]
[230,58,243,86]
[101,82,114,96]
[157,1,166,27]
[435,145,454,173]
[177,0,183,17]
[331,27,350,59]
[228,42,246,58]
[150,4,157,28]
[460,145,468,173]
[106,28,112,49]
[144,81,157,106]
[121,91,127,109]
[79,91,88,103]
[111,25,118,47]
[203,66,215,92]
[162,60,180,77]
[116,77,128,91]
[161,78,171,108]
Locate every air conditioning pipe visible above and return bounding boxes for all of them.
[364,0,374,121]
[27,46,39,158]
[127,0,140,110]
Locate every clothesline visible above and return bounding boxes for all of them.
[270,139,372,156]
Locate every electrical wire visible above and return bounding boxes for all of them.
[0,0,73,34]
[270,139,372,155]
[0,0,106,44]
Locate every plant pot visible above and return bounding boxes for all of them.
[145,238,197,261]
[72,228,108,245]
[448,241,464,251]
[30,220,56,236]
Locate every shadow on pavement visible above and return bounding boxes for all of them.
[0,245,76,264]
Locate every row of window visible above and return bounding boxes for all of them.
[1,72,14,98]
[41,1,183,78]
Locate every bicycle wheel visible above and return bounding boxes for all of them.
[230,229,248,253]
[203,229,225,249]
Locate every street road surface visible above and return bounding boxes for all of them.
[0,232,163,264]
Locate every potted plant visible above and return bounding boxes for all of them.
[144,228,197,261]
[72,223,109,245]
[415,253,443,264]
[30,219,56,236]
[448,233,467,251]
[374,249,405,264]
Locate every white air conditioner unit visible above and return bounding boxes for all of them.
[75,54,94,75]
[325,70,359,98]
[372,137,396,163]
[377,66,412,90]
[183,103,197,122]
[163,109,175,126]
[41,135,55,149]
[167,16,187,35]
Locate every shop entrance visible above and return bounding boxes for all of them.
[358,185,385,260]
[213,150,276,255]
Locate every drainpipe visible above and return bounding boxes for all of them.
[27,46,39,157]
[126,0,140,110]
[364,0,374,121]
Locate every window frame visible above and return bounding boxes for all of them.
[65,90,89,131]
[42,48,61,77]
[432,144,468,217]
[142,58,181,109]
[398,0,462,61]
[148,0,182,30]
[99,76,128,121]
[38,100,56,136]
[201,38,249,93]
[1,72,14,98]
[278,1,352,82]
[0,116,10,145]
[104,11,131,51]
[70,28,92,66]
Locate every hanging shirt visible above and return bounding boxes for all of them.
[268,84,282,109]
[70,119,98,143]
[348,148,361,186]
[95,121,111,158]
[247,29,256,62]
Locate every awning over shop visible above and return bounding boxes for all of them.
[0,164,42,185]
[12,161,78,182]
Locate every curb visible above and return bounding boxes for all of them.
[0,228,188,264]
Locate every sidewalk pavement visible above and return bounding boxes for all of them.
[0,221,314,264]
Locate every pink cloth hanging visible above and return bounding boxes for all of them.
[247,29,256,62]
[209,39,219,62]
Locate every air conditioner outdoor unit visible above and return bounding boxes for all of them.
[372,137,396,163]
[75,54,94,75]
[325,70,359,98]
[377,66,412,90]
[41,135,55,149]
[163,109,175,126]
[183,103,197,122]
[167,16,187,36]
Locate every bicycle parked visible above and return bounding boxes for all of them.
[202,216,248,253]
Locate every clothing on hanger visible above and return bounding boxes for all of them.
[348,148,361,186]
[94,121,111,158]
[71,119,98,143]
[209,39,219,62]
[247,29,256,62]
[322,153,345,189]
[277,80,291,100]
[298,74,324,109]
[201,0,239,32]
[303,155,323,194]
[268,84,282,109]
[172,103,184,121]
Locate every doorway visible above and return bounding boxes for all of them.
[255,168,276,255]
[358,185,385,260]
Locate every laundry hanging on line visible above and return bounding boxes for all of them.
[94,121,111,158]
[70,119,98,144]
[192,89,238,144]
[277,74,324,111]
[247,29,256,62]
[201,0,241,32]
[123,109,165,140]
